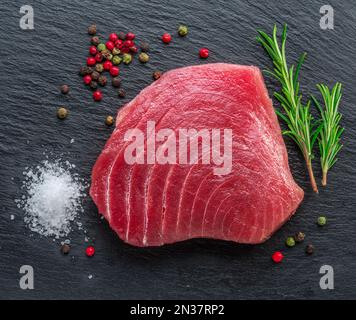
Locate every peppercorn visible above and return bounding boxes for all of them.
[112,55,122,65]
[152,71,161,81]
[97,43,106,52]
[162,33,172,44]
[126,32,136,40]
[118,88,126,98]
[139,52,149,63]
[112,47,121,56]
[61,244,71,254]
[294,232,305,243]
[98,75,107,86]
[106,41,115,51]
[124,40,134,48]
[83,75,92,85]
[105,115,114,126]
[60,84,70,94]
[130,46,138,54]
[88,24,97,35]
[305,244,314,255]
[79,66,93,76]
[57,107,68,119]
[285,237,295,247]
[122,53,132,65]
[317,216,327,226]
[178,24,188,37]
[118,32,125,40]
[112,77,121,87]
[103,60,113,71]
[90,81,98,90]
[110,66,120,77]
[95,63,104,73]
[95,53,103,62]
[272,251,284,263]
[89,45,97,56]
[87,57,96,66]
[199,48,209,59]
[91,36,100,46]
[93,90,103,101]
[109,33,118,43]
[90,71,99,81]
[102,51,113,61]
[85,246,95,257]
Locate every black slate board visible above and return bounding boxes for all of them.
[1,0,356,300]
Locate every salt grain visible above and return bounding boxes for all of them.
[15,159,87,239]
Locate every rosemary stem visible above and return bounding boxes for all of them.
[322,170,328,186]
[306,158,319,193]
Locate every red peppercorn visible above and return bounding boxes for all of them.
[162,33,172,44]
[110,66,120,77]
[272,251,284,263]
[89,46,97,56]
[103,60,113,71]
[115,39,123,48]
[126,32,136,40]
[121,47,130,54]
[124,40,134,48]
[106,41,115,51]
[199,48,209,59]
[130,45,138,53]
[85,246,95,257]
[93,90,102,101]
[86,57,96,66]
[109,33,118,43]
[83,74,92,85]
[95,53,103,62]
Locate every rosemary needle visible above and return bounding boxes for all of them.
[256,24,319,193]
[311,83,344,186]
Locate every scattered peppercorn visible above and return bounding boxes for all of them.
[112,55,122,65]
[130,46,138,54]
[87,57,96,66]
[93,90,103,101]
[97,43,106,52]
[88,24,97,35]
[294,232,305,243]
[95,63,104,73]
[124,40,134,48]
[79,66,93,76]
[162,33,172,44]
[178,24,188,37]
[110,66,120,77]
[199,48,209,59]
[118,32,125,40]
[105,115,114,126]
[89,45,97,56]
[60,84,70,94]
[83,74,92,85]
[285,237,295,247]
[272,251,284,263]
[60,244,71,255]
[118,88,126,98]
[109,33,118,42]
[140,42,150,52]
[103,60,113,71]
[89,81,98,90]
[91,71,100,81]
[102,50,113,61]
[152,71,161,80]
[126,32,136,40]
[317,216,327,226]
[139,52,149,63]
[112,77,121,87]
[112,47,121,56]
[122,53,132,65]
[95,53,103,62]
[305,244,314,255]
[98,75,108,86]
[106,41,115,51]
[85,245,95,257]
[91,36,100,46]
[57,107,68,119]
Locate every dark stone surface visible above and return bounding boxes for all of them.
[0,0,355,299]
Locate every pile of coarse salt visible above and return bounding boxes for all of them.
[15,159,87,238]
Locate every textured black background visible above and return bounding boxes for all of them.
[0,0,355,300]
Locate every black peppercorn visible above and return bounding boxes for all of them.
[88,24,97,35]
[61,244,71,255]
[305,244,314,255]
[60,84,70,94]
[91,71,100,81]
[294,232,305,243]
[90,81,98,90]
[91,36,100,46]
[140,41,150,52]
[79,66,93,76]
[98,75,107,86]
[118,31,125,40]
[112,77,121,87]
[152,71,161,81]
[118,88,126,98]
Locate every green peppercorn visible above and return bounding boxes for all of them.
[317,216,327,226]
[140,42,150,52]
[112,55,122,65]
[139,52,149,63]
[152,71,161,81]
[112,47,121,55]
[79,66,93,76]
[57,107,68,119]
[97,43,106,52]
[305,244,314,255]
[294,232,305,243]
[122,54,132,65]
[89,81,98,90]
[118,32,125,40]
[98,75,107,86]
[91,36,100,46]
[178,24,188,37]
[118,88,126,98]
[88,24,97,35]
[91,71,100,81]
[112,77,121,88]
[95,63,104,73]
[102,49,113,61]
[60,84,70,94]
[105,115,114,126]
[286,237,295,247]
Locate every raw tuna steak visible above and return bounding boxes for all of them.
[90,63,304,247]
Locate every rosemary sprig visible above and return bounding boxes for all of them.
[311,83,344,186]
[256,24,319,193]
